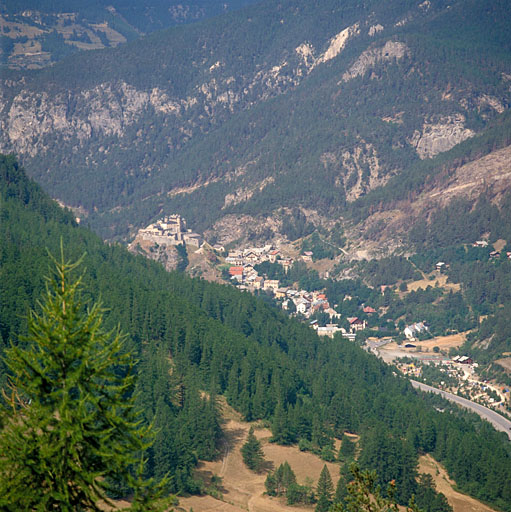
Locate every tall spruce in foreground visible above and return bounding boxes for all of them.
[0,250,169,511]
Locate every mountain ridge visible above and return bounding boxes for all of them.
[1,0,510,241]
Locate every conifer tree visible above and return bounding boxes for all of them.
[265,472,278,496]
[335,463,351,503]
[274,461,297,495]
[338,434,356,462]
[271,402,294,444]
[241,426,265,472]
[0,250,168,511]
[315,464,334,512]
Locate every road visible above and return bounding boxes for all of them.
[411,380,511,440]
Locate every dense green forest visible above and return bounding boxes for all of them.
[2,0,510,238]
[2,155,511,509]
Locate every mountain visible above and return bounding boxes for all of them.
[0,0,258,69]
[2,154,511,509]
[1,0,510,243]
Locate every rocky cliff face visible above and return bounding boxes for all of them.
[128,233,180,271]
[1,83,184,156]
[410,115,475,159]
[0,20,364,157]
[2,35,503,166]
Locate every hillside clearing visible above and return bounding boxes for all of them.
[495,357,511,373]
[411,332,468,351]
[418,455,497,512]
[177,401,340,512]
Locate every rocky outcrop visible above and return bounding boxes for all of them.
[295,22,360,73]
[319,23,360,64]
[0,82,196,156]
[368,24,384,36]
[204,214,282,247]
[342,143,388,201]
[128,234,180,272]
[223,177,275,208]
[342,40,409,82]
[410,115,474,159]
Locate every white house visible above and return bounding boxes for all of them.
[404,322,429,341]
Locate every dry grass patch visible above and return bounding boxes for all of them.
[406,273,460,293]
[413,332,468,352]
[495,357,511,373]
[379,332,469,363]
[493,239,507,252]
[418,455,497,512]
[262,442,339,487]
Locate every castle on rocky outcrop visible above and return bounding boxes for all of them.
[138,214,202,247]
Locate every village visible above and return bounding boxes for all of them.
[219,244,374,341]
[218,235,511,418]
[134,214,511,417]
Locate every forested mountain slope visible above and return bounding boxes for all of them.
[2,155,511,510]
[1,0,510,240]
[0,0,258,69]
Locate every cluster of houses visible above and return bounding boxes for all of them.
[490,250,511,260]
[223,245,324,274]
[284,290,338,317]
[397,362,422,378]
[396,357,509,408]
[222,246,375,338]
[223,245,295,291]
[436,240,511,272]
[473,240,511,260]
[311,317,368,340]
[396,355,476,383]
[224,246,292,268]
[225,250,288,293]
[138,215,202,247]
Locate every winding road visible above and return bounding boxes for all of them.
[411,380,511,440]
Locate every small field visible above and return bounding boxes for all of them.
[419,455,497,512]
[407,332,468,352]
[405,273,461,293]
[495,357,511,373]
